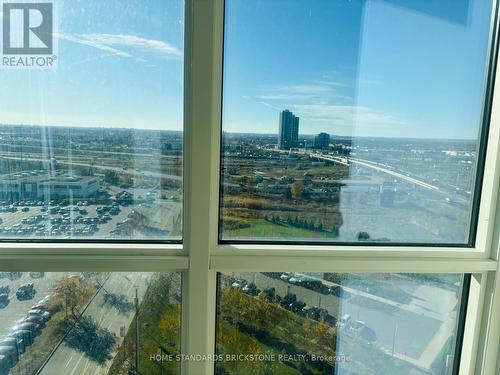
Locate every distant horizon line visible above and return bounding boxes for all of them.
[0,123,476,142]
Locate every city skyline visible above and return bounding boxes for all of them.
[0,122,481,142]
[0,0,494,141]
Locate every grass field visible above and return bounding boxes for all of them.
[223,218,338,241]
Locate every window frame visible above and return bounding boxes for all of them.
[0,0,498,374]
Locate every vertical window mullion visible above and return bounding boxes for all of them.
[181,0,224,374]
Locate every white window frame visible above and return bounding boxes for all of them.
[0,1,498,374]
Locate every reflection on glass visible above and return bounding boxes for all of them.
[0,272,181,375]
[219,0,494,244]
[0,0,184,241]
[216,272,463,375]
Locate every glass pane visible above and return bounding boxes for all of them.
[216,272,464,375]
[0,0,184,241]
[0,271,181,375]
[219,0,494,244]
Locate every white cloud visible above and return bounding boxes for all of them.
[256,82,354,102]
[292,103,406,128]
[257,83,337,101]
[84,34,183,58]
[258,101,282,111]
[315,79,351,88]
[57,33,133,58]
[56,33,183,62]
[251,77,402,129]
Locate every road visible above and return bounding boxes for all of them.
[0,154,182,181]
[38,272,151,375]
[309,153,440,191]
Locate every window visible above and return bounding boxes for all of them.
[216,272,465,375]
[0,272,181,374]
[0,0,184,241]
[0,0,499,374]
[219,0,494,245]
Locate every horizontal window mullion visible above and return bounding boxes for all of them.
[0,255,188,271]
[210,254,496,273]
[0,243,184,257]
[214,244,490,259]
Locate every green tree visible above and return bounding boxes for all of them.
[291,181,304,199]
[104,170,119,185]
[54,276,93,319]
[357,231,370,240]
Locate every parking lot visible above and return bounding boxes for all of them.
[0,188,181,240]
[0,272,69,340]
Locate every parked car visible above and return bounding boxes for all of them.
[259,287,276,302]
[261,272,281,279]
[1,337,25,355]
[20,315,46,327]
[8,330,33,347]
[279,293,296,308]
[0,286,9,295]
[12,322,40,336]
[280,272,293,282]
[288,276,304,285]
[31,301,49,311]
[302,279,330,294]
[38,294,53,305]
[16,284,36,301]
[242,282,260,296]
[29,272,45,279]
[329,285,351,299]
[0,294,9,309]
[0,354,12,374]
[289,300,306,313]
[0,346,18,367]
[27,309,51,321]
[337,314,352,328]
[231,279,246,289]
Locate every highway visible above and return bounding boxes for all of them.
[0,154,182,181]
[309,153,440,191]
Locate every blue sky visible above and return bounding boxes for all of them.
[0,0,184,130]
[223,0,493,139]
[0,0,493,139]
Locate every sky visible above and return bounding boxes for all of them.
[0,0,184,130]
[0,0,494,139]
[223,0,493,139]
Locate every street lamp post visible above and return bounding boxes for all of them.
[392,321,398,357]
[135,288,139,375]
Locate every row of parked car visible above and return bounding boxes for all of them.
[0,200,126,238]
[0,295,52,374]
[229,276,378,344]
[264,272,351,299]
[229,277,338,325]
[0,200,89,207]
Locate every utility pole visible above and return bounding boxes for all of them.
[392,322,398,357]
[135,288,139,375]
